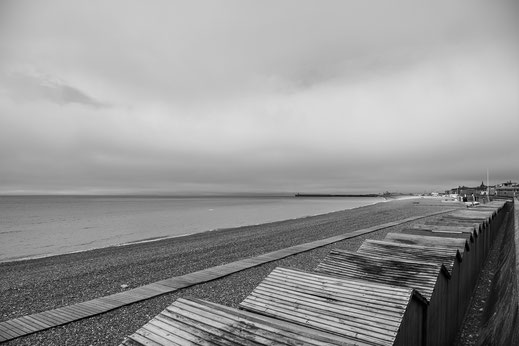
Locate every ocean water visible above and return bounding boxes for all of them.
[0,195,384,262]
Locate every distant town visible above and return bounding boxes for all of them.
[425,180,519,201]
[295,180,519,202]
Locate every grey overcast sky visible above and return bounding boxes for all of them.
[0,0,518,195]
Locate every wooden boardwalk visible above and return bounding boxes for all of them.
[0,209,454,343]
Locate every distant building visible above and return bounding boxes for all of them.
[495,181,519,198]
[448,180,518,201]
[447,182,488,202]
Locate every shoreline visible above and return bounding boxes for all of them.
[1,197,459,345]
[0,196,390,264]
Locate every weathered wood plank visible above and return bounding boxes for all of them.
[64,303,101,316]
[194,298,357,346]
[11,317,45,334]
[30,311,64,325]
[143,283,176,294]
[264,269,414,307]
[239,267,426,346]
[123,332,165,346]
[142,322,204,345]
[155,311,271,346]
[249,284,403,327]
[123,297,362,346]
[0,324,20,340]
[363,239,460,268]
[316,249,446,301]
[78,300,114,313]
[41,307,78,321]
[386,232,468,250]
[15,315,51,330]
[58,305,94,320]
[0,319,34,335]
[22,315,54,330]
[240,297,395,345]
[404,226,475,242]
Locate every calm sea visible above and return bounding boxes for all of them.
[0,195,384,262]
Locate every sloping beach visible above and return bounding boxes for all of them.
[1,198,460,345]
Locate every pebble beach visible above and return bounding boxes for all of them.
[1,197,461,345]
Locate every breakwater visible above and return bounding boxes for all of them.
[295,193,382,197]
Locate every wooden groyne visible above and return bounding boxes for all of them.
[120,200,513,345]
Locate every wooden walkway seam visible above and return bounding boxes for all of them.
[0,208,455,343]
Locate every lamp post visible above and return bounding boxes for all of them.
[487,169,490,202]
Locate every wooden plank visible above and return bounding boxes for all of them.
[57,305,92,320]
[449,209,495,219]
[45,307,83,321]
[89,296,121,308]
[255,278,406,322]
[98,293,141,305]
[143,282,175,294]
[250,283,403,326]
[315,250,444,301]
[410,223,476,234]
[139,322,199,345]
[270,266,417,299]
[162,303,282,346]
[8,317,42,334]
[0,321,24,339]
[66,302,102,316]
[238,267,419,345]
[265,269,413,308]
[242,290,401,336]
[122,289,158,300]
[439,216,484,225]
[130,285,167,296]
[201,265,242,277]
[403,227,475,243]
[141,297,362,346]
[176,273,218,286]
[383,233,467,255]
[0,323,20,340]
[0,319,34,335]
[78,300,114,313]
[258,278,416,311]
[5,317,41,333]
[15,315,50,331]
[240,297,395,345]
[425,219,481,234]
[123,332,165,346]
[154,278,191,289]
[31,311,65,325]
[152,313,260,346]
[193,298,357,346]
[22,315,54,329]
[238,257,270,266]
[191,298,390,346]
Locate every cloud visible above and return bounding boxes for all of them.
[0,0,517,194]
[1,70,107,108]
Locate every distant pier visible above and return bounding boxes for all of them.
[295,193,381,197]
